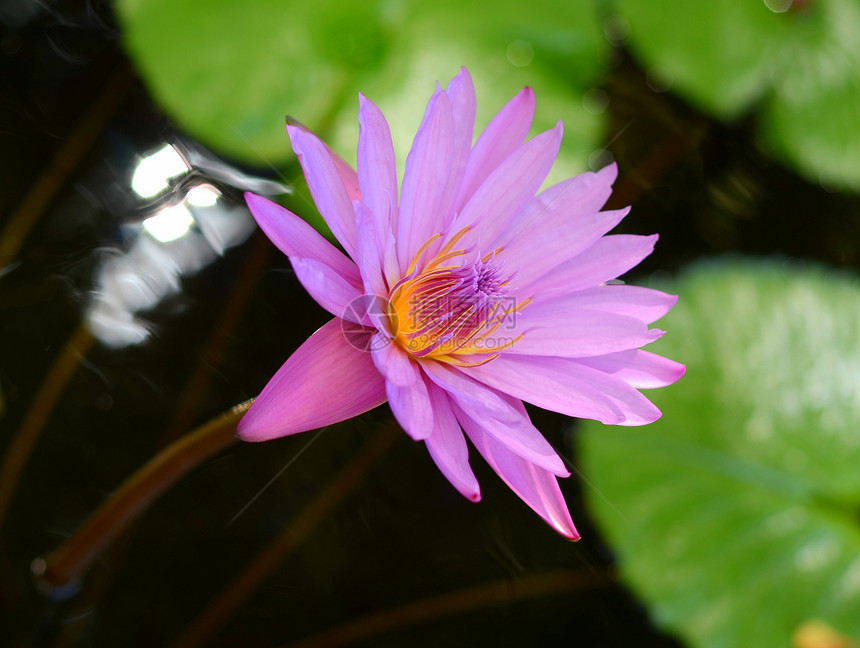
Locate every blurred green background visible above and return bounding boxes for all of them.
[1,0,859,646]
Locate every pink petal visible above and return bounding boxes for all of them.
[466,354,664,425]
[353,201,387,296]
[507,308,664,357]
[496,163,619,249]
[423,382,481,501]
[397,88,455,270]
[382,215,401,290]
[454,403,579,540]
[357,94,398,236]
[454,86,536,212]
[290,257,365,324]
[387,364,434,441]
[435,67,476,233]
[503,207,630,290]
[287,125,358,258]
[244,193,361,286]
[448,389,569,476]
[540,284,678,324]
[285,119,360,202]
[577,350,686,389]
[331,156,361,204]
[422,360,520,423]
[518,234,659,297]
[238,318,386,441]
[454,122,563,249]
[371,335,415,387]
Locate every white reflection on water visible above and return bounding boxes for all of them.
[131,144,189,198]
[85,142,282,348]
[143,203,195,243]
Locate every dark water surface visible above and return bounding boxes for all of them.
[2,2,858,647]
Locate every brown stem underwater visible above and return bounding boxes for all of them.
[32,400,251,590]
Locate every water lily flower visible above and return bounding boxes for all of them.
[239,68,684,539]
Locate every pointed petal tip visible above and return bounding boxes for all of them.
[455,66,471,80]
[236,430,264,443]
[284,115,306,131]
[545,503,580,541]
[243,190,262,210]
[244,191,288,219]
[597,161,619,186]
[637,233,660,256]
[448,67,474,92]
[454,481,482,502]
[235,428,266,443]
[235,412,286,443]
[243,192,298,236]
[286,120,318,148]
[552,514,581,540]
[648,328,667,343]
[618,406,663,427]
[510,86,536,112]
[234,422,255,442]
[357,92,376,113]
[663,360,687,385]
[285,122,301,145]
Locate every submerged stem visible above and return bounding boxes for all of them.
[282,569,607,648]
[0,64,133,275]
[169,423,400,648]
[32,400,252,591]
[0,323,94,530]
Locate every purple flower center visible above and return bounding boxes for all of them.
[388,230,527,365]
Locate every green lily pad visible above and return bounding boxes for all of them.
[116,0,392,165]
[760,0,860,191]
[578,260,860,648]
[616,0,860,190]
[614,0,794,119]
[117,0,607,175]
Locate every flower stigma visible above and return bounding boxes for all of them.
[387,227,529,366]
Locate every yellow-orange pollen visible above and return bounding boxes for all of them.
[388,227,529,366]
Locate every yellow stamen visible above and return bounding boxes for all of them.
[387,229,525,363]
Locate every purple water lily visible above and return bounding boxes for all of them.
[239,68,684,539]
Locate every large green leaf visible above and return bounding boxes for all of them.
[760,0,860,191]
[616,0,860,190]
[116,0,392,165]
[579,260,860,648]
[615,0,794,119]
[117,0,607,176]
